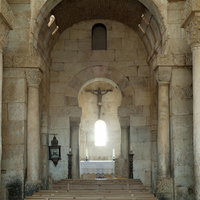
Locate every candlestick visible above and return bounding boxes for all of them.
[86,149,88,157]
[113,149,115,157]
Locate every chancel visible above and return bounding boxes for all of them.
[0,0,199,200]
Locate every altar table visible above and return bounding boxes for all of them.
[80,160,114,178]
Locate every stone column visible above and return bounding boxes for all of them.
[70,117,80,179]
[25,69,43,196]
[183,9,200,198]
[119,117,130,160]
[155,67,172,178]
[0,1,13,197]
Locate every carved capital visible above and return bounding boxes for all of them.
[156,67,172,85]
[26,69,43,87]
[119,117,130,128]
[70,117,81,127]
[185,13,200,47]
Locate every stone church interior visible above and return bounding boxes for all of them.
[0,0,199,199]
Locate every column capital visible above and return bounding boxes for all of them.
[26,69,43,88]
[69,117,81,127]
[185,13,200,47]
[119,116,130,128]
[182,0,200,48]
[0,0,13,49]
[155,67,172,85]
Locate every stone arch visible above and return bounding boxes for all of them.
[65,66,134,107]
[31,0,167,63]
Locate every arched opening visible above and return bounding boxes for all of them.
[94,120,106,146]
[92,24,107,50]
[78,80,121,162]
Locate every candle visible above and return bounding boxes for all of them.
[69,148,71,152]
[130,146,132,152]
[86,149,88,157]
[113,149,115,157]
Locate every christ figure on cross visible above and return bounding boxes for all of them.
[86,87,113,119]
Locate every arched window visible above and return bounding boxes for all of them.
[92,24,107,50]
[94,120,106,146]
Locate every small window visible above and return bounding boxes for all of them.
[92,24,107,50]
[94,120,106,146]
[48,15,55,27]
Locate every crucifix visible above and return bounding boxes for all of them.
[86,87,113,119]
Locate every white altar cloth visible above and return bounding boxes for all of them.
[80,160,114,176]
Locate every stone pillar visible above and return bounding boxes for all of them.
[182,9,200,199]
[25,69,43,196]
[192,43,200,198]
[119,117,130,160]
[70,117,80,179]
[0,1,13,198]
[155,67,171,178]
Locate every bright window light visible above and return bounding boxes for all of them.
[95,120,106,146]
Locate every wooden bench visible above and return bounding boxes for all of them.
[24,179,158,200]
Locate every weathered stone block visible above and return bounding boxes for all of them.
[172,99,193,115]
[4,68,25,78]
[49,94,65,106]
[65,40,79,50]
[8,103,27,121]
[172,68,192,87]
[131,126,151,143]
[156,178,173,199]
[50,71,59,83]
[2,121,26,145]
[2,145,25,170]
[129,76,148,91]
[51,51,78,63]
[50,83,68,94]
[115,49,137,61]
[171,115,193,141]
[130,116,147,126]
[135,91,150,106]
[53,39,65,51]
[78,39,91,50]
[69,29,90,40]
[50,62,64,71]
[107,38,122,50]
[3,78,26,103]
[138,66,150,77]
[2,103,8,122]
[78,50,115,62]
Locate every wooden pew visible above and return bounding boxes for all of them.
[24,179,158,200]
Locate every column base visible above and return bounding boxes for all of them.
[156,177,173,200]
[25,181,42,197]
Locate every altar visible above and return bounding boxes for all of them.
[80,160,115,179]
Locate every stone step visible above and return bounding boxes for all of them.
[25,197,158,200]
[53,184,145,190]
[24,179,158,200]
[33,192,154,197]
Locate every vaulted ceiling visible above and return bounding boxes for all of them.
[36,0,163,64]
[51,0,145,33]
